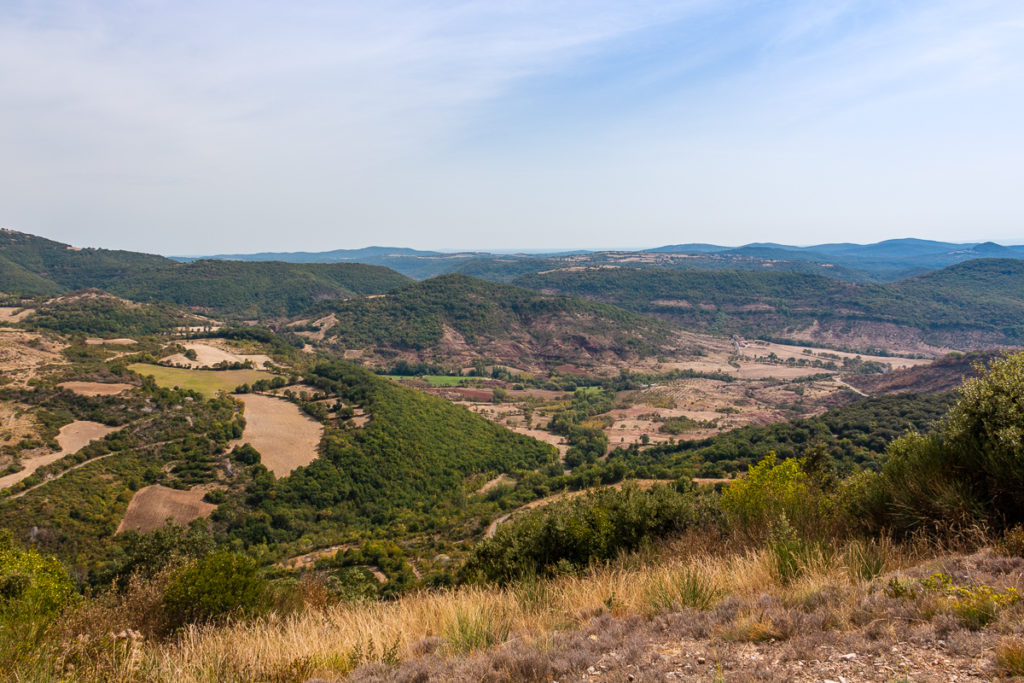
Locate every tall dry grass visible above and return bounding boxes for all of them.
[69,534,937,682]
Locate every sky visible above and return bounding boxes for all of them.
[1,0,1023,254]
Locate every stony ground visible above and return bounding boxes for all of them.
[349,550,1024,682]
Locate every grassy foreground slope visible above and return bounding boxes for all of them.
[514,259,1024,349]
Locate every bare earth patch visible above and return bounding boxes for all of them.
[0,329,66,385]
[0,420,118,490]
[160,341,272,369]
[0,307,34,322]
[476,474,516,494]
[229,394,324,477]
[85,337,137,346]
[277,544,353,570]
[116,485,217,533]
[58,381,133,397]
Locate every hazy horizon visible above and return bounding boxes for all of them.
[3,1,1023,254]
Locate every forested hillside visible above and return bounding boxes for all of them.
[218,361,556,550]
[0,230,411,318]
[513,259,1024,350]
[318,273,680,366]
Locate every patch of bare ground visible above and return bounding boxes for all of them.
[84,337,137,346]
[617,376,845,448]
[476,473,516,494]
[58,381,133,396]
[0,402,36,470]
[291,313,337,342]
[0,329,66,385]
[0,306,34,322]
[160,341,272,369]
[229,394,324,478]
[739,339,934,370]
[277,544,353,570]
[0,420,118,490]
[116,484,218,533]
[459,401,569,459]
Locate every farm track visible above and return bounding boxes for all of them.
[7,437,177,500]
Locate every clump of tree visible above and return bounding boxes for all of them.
[858,352,1024,534]
[461,482,713,584]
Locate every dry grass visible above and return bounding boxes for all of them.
[126,364,274,398]
[61,535,940,682]
[41,530,1024,681]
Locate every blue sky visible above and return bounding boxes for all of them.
[1,0,1023,253]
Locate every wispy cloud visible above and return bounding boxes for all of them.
[1,1,1022,251]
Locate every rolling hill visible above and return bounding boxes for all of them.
[0,229,411,317]
[316,273,683,369]
[512,259,1024,352]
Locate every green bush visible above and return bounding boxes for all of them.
[942,352,1024,520]
[720,453,824,539]
[860,352,1024,533]
[461,483,705,584]
[163,551,268,627]
[0,531,77,667]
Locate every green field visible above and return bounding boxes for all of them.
[128,364,276,397]
[387,375,473,387]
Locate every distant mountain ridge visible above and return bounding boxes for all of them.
[175,236,1024,283]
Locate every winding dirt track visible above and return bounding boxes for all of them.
[0,421,118,491]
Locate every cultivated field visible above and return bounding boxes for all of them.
[58,381,133,397]
[116,484,218,533]
[127,364,274,397]
[84,337,137,345]
[0,420,118,490]
[160,341,273,369]
[230,394,324,477]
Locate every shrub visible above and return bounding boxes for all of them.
[0,531,77,667]
[163,551,268,627]
[720,453,821,539]
[462,483,702,583]
[859,352,1024,533]
[949,585,1020,630]
[997,524,1024,557]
